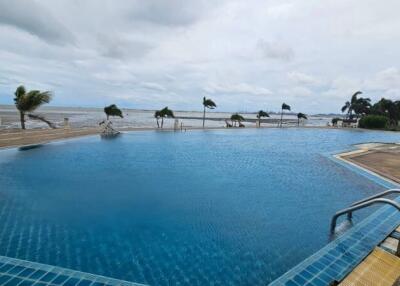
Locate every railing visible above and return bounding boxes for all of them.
[347,189,400,219]
[330,189,400,234]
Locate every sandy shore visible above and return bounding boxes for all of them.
[338,143,400,184]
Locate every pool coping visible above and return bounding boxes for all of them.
[269,146,400,285]
[0,254,148,286]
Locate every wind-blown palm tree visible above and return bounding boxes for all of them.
[230,113,244,127]
[14,85,52,129]
[297,112,307,126]
[155,107,175,128]
[202,97,216,128]
[341,91,370,119]
[154,110,162,128]
[256,110,269,127]
[280,103,291,127]
[104,104,123,120]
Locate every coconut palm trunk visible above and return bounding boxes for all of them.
[203,105,206,128]
[19,111,25,129]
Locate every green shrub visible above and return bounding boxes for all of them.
[358,115,389,129]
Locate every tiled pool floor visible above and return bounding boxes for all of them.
[0,255,146,286]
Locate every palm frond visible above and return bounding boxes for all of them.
[203,97,216,109]
[297,112,307,119]
[17,90,52,112]
[282,103,291,111]
[104,104,123,118]
[256,110,269,118]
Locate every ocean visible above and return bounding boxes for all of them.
[0,105,332,130]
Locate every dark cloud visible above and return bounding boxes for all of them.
[0,0,74,44]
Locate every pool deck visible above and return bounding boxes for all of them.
[337,142,400,184]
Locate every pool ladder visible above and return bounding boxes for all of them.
[330,189,400,234]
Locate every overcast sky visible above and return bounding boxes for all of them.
[0,0,400,113]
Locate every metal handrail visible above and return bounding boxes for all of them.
[347,189,400,219]
[330,198,400,234]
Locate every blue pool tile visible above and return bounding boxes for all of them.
[284,280,298,286]
[18,267,36,277]
[0,275,13,284]
[390,231,400,239]
[0,263,15,271]
[18,280,37,286]
[28,270,47,280]
[64,277,82,286]
[293,275,307,285]
[4,276,23,286]
[299,270,313,280]
[7,265,26,275]
[77,279,93,286]
[39,272,58,282]
[304,265,319,275]
[52,275,72,284]
[309,276,328,286]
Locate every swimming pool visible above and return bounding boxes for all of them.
[0,128,399,285]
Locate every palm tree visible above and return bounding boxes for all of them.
[202,97,217,128]
[156,107,175,128]
[280,103,291,127]
[230,113,244,127]
[154,110,162,128]
[104,104,123,120]
[14,85,52,129]
[371,98,399,126]
[297,113,307,126]
[256,110,269,127]
[341,91,370,119]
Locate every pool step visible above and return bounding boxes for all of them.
[0,255,147,286]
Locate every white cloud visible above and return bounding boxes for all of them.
[366,67,400,90]
[204,82,272,96]
[287,72,321,86]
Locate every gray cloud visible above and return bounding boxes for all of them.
[128,0,214,27]
[97,34,153,60]
[257,39,294,61]
[0,0,74,44]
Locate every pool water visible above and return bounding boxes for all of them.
[0,128,399,285]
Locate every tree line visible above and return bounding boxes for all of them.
[339,91,400,129]
[12,85,309,130]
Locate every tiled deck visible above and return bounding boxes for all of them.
[0,255,146,286]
